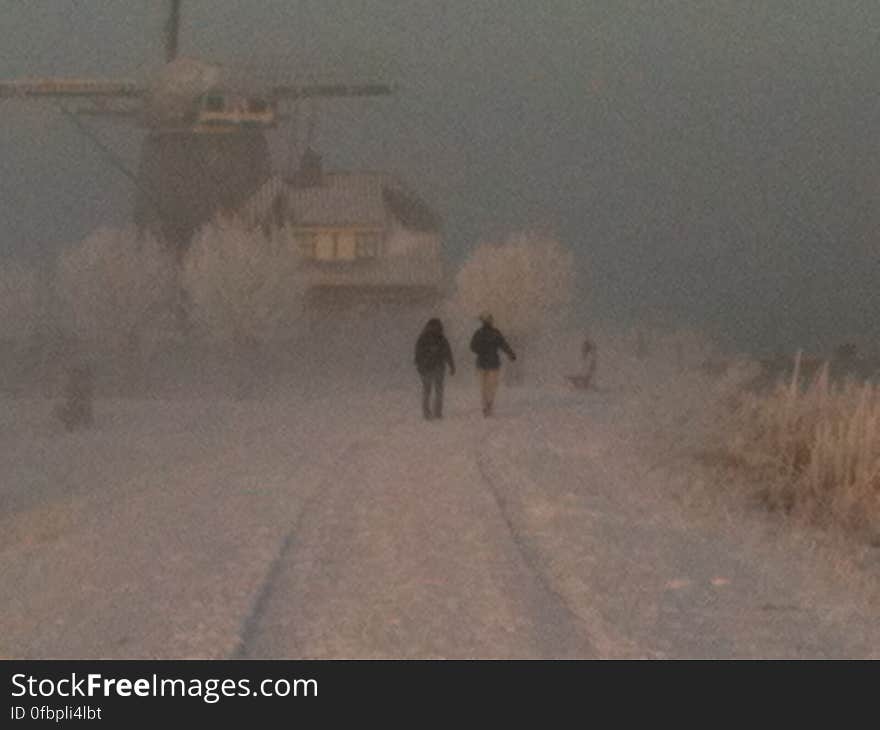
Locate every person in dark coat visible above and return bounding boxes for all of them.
[469,313,516,417]
[414,318,455,420]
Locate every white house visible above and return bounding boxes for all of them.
[239,153,444,304]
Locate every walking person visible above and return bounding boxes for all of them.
[414,318,455,420]
[470,312,516,417]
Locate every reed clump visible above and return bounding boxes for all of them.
[721,353,880,537]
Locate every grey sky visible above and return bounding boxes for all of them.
[2,1,879,354]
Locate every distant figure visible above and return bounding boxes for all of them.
[414,318,455,420]
[55,364,94,431]
[470,312,516,417]
[581,333,598,387]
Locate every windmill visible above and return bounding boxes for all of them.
[0,1,393,253]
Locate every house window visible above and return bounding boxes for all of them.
[336,233,357,261]
[355,233,381,259]
[301,230,376,262]
[314,233,336,261]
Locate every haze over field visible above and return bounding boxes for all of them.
[1,2,879,661]
[3,1,880,354]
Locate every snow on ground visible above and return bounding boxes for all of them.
[481,389,880,658]
[1,333,879,659]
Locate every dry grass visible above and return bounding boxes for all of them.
[719,353,880,537]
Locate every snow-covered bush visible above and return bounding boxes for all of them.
[56,227,177,351]
[446,232,575,344]
[181,217,306,348]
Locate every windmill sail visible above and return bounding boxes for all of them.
[271,83,395,100]
[0,0,413,266]
[0,78,142,99]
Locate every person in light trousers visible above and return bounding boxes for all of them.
[469,313,516,417]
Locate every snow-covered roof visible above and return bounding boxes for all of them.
[240,171,441,232]
[289,172,390,227]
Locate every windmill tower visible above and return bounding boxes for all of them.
[0,1,393,254]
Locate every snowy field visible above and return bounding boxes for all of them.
[1,325,879,659]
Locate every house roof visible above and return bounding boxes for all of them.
[240,171,441,232]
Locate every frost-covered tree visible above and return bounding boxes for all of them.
[447,232,575,344]
[0,259,43,342]
[56,227,177,351]
[181,217,306,349]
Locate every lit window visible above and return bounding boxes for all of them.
[301,231,371,262]
[336,233,357,261]
[315,233,335,261]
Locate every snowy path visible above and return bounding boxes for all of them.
[1,382,877,658]
[237,400,594,659]
[0,390,422,658]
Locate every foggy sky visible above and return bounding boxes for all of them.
[2,1,879,355]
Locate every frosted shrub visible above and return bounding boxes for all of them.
[447,232,575,345]
[57,227,177,352]
[181,218,306,348]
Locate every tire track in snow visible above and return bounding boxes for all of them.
[479,394,880,658]
[230,439,376,659]
[475,426,641,659]
[230,405,414,659]
[233,402,597,658]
